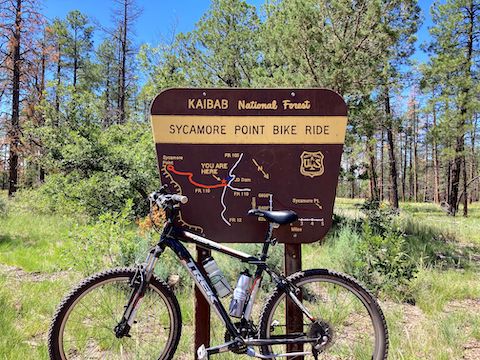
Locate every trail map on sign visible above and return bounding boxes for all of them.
[157,143,341,243]
[151,88,347,244]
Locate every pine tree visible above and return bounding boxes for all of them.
[424,0,480,216]
[112,0,141,124]
[0,0,43,196]
[175,0,260,87]
[46,18,68,124]
[64,10,93,89]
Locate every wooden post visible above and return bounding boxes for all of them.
[285,243,303,360]
[194,246,211,359]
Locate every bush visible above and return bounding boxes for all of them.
[326,201,419,301]
[322,225,363,271]
[64,199,150,275]
[359,199,399,236]
[355,202,418,300]
[10,184,86,217]
[353,223,418,301]
[34,122,159,218]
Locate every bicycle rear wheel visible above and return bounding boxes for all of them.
[48,268,181,360]
[258,269,388,360]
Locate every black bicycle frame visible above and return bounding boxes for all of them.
[156,222,316,345]
[162,227,267,340]
[115,198,319,357]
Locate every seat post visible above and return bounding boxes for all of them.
[260,222,275,261]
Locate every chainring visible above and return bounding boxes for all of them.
[308,320,334,354]
[224,321,257,354]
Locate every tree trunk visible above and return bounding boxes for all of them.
[448,0,475,216]
[471,114,478,202]
[350,158,355,199]
[104,61,111,128]
[367,141,379,201]
[73,27,78,88]
[380,129,384,201]
[119,0,128,124]
[432,103,441,203]
[8,0,22,197]
[449,134,466,215]
[402,131,407,201]
[446,160,452,205]
[39,34,46,183]
[408,128,413,200]
[413,105,418,201]
[55,43,62,125]
[463,155,468,216]
[385,86,399,209]
[424,115,429,202]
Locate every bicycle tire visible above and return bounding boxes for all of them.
[258,269,388,360]
[48,268,182,360]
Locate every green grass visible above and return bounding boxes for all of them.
[336,196,480,246]
[1,194,479,359]
[401,201,480,246]
[0,205,77,272]
[0,274,77,360]
[412,268,480,314]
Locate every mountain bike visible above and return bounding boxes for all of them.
[48,186,388,359]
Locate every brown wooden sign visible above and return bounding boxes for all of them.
[151,88,347,244]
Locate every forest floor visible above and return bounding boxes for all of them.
[0,196,479,359]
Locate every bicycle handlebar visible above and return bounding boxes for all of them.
[170,194,189,204]
[149,190,188,209]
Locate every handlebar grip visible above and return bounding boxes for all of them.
[171,194,188,204]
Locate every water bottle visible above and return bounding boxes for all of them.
[202,257,232,298]
[229,270,252,318]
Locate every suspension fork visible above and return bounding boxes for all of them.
[114,243,164,338]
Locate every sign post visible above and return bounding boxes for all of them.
[285,243,303,358]
[150,88,347,358]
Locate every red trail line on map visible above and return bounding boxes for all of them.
[166,165,227,189]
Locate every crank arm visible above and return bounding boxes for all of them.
[201,339,237,356]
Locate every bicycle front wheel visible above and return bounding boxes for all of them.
[258,269,388,360]
[48,268,181,360]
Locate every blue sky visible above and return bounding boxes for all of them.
[42,0,262,45]
[43,0,434,64]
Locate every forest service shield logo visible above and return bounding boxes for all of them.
[300,151,325,178]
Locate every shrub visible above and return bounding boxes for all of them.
[35,122,159,218]
[359,199,399,236]
[322,225,363,271]
[64,199,150,275]
[10,183,86,217]
[326,201,419,301]
[353,223,418,301]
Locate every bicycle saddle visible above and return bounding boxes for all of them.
[247,209,298,225]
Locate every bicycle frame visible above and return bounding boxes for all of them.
[128,218,319,357]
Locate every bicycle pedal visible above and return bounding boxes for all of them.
[197,344,208,360]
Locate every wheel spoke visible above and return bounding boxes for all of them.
[259,272,387,359]
[51,270,179,360]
